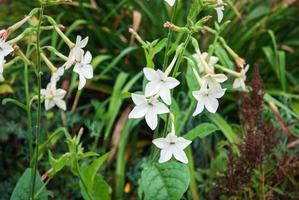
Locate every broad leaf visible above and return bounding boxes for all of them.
[184,123,219,140]
[139,161,190,200]
[10,168,50,200]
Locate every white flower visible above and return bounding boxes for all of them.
[192,85,226,115]
[63,35,89,69]
[0,40,13,60]
[128,94,169,130]
[143,68,180,105]
[41,84,67,111]
[153,133,191,164]
[165,0,175,7]
[202,73,227,88]
[0,59,5,82]
[50,67,65,85]
[215,0,225,23]
[233,64,249,90]
[192,52,219,72]
[73,51,93,90]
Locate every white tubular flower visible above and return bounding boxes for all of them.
[192,85,226,115]
[128,94,169,130]
[165,0,175,7]
[50,67,65,85]
[233,64,249,90]
[63,35,89,69]
[143,68,180,105]
[41,84,67,111]
[73,51,93,90]
[203,73,228,88]
[0,59,5,82]
[193,52,219,72]
[215,0,225,23]
[0,40,13,60]
[153,133,192,164]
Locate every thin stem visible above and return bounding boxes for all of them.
[162,3,178,71]
[24,38,33,164]
[30,5,44,200]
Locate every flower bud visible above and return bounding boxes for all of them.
[163,21,189,33]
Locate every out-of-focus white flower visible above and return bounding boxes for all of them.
[143,68,180,105]
[193,52,219,72]
[233,64,249,90]
[41,84,67,111]
[50,67,65,85]
[73,51,93,90]
[202,73,227,88]
[153,133,191,164]
[0,59,5,82]
[215,0,225,23]
[192,85,226,115]
[0,40,13,60]
[128,94,169,130]
[165,0,175,7]
[63,35,88,69]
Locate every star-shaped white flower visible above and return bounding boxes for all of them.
[233,64,249,90]
[192,85,226,115]
[63,35,89,69]
[143,68,180,105]
[73,51,93,90]
[192,52,219,72]
[0,40,13,60]
[153,133,192,164]
[0,59,5,82]
[128,94,169,130]
[202,73,227,88]
[215,0,225,23]
[165,0,175,7]
[41,84,67,111]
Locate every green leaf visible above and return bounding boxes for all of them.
[48,152,68,177]
[79,153,111,200]
[139,161,190,200]
[10,168,50,200]
[184,123,219,140]
[208,113,239,144]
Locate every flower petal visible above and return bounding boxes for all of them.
[153,102,169,115]
[82,64,93,79]
[193,102,204,116]
[78,75,86,90]
[145,81,162,97]
[131,93,147,105]
[128,105,148,119]
[55,99,66,111]
[173,148,188,164]
[55,89,67,99]
[233,78,242,89]
[158,147,173,163]
[176,137,192,149]
[205,97,219,113]
[77,36,89,48]
[152,138,167,149]
[165,0,176,7]
[215,8,224,23]
[45,99,55,111]
[145,109,158,130]
[143,68,159,81]
[84,51,92,64]
[165,77,180,89]
[212,74,227,83]
[159,87,172,105]
[210,87,226,99]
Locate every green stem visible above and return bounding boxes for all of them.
[24,39,33,164]
[30,5,44,200]
[162,3,178,71]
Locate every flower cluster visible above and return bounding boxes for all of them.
[42,35,93,111]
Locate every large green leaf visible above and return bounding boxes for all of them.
[184,123,219,141]
[10,168,50,200]
[139,161,190,200]
[79,153,111,200]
